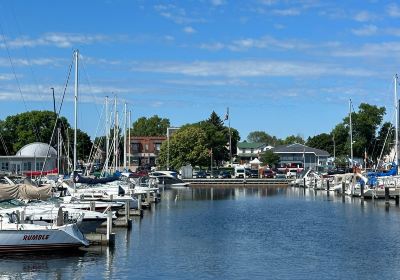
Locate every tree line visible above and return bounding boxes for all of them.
[0,103,391,170]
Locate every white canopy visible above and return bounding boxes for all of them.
[249,158,261,164]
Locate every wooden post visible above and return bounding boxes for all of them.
[314,178,317,189]
[395,195,399,205]
[146,190,150,204]
[303,178,306,188]
[327,180,330,191]
[90,201,96,211]
[360,184,364,199]
[138,194,142,210]
[107,210,113,241]
[125,200,130,226]
[385,187,390,205]
[342,182,345,195]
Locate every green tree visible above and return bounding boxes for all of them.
[282,134,305,145]
[131,115,170,136]
[158,126,209,170]
[260,151,280,167]
[332,103,386,159]
[0,110,70,154]
[247,131,282,146]
[306,133,333,154]
[373,122,394,160]
[67,128,93,162]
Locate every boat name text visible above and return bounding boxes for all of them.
[23,234,50,240]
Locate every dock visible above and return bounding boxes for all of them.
[183,178,289,186]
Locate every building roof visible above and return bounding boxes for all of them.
[237,142,265,149]
[16,142,57,157]
[271,143,329,156]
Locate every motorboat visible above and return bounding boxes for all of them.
[0,207,88,252]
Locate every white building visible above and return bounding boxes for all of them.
[0,142,58,175]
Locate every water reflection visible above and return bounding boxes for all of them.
[166,185,287,201]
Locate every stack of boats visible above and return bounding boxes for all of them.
[291,163,400,199]
[0,171,166,253]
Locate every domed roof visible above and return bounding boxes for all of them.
[16,142,57,157]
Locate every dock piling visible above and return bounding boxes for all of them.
[385,187,390,205]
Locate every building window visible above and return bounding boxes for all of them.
[131,143,140,153]
[154,143,161,152]
[242,149,246,154]
[1,162,8,171]
[36,162,44,171]
[145,144,149,151]
[23,162,32,171]
[250,148,254,153]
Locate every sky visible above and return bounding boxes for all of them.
[0,0,399,142]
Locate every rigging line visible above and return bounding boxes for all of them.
[80,57,102,117]
[39,54,74,179]
[86,102,106,169]
[8,2,46,103]
[0,18,43,143]
[0,20,28,112]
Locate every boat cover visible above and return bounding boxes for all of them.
[0,183,52,200]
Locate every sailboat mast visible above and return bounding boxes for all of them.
[113,96,117,172]
[128,109,131,171]
[123,102,127,170]
[74,50,79,172]
[105,96,109,172]
[349,98,353,169]
[395,74,398,171]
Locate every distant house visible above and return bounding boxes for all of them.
[270,143,330,170]
[236,141,272,164]
[128,136,166,169]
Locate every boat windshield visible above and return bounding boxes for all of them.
[0,199,26,208]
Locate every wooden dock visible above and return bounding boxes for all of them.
[183,178,289,186]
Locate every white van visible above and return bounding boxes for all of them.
[234,166,245,178]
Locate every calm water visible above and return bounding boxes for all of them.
[2,187,400,279]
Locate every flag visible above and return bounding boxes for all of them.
[224,107,229,121]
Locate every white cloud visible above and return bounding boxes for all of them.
[331,42,400,57]
[0,74,15,81]
[183,26,196,34]
[210,0,225,6]
[200,42,225,51]
[272,8,301,16]
[154,4,205,24]
[351,25,378,36]
[200,36,311,52]
[0,33,110,49]
[0,57,64,67]
[354,10,376,22]
[131,60,376,78]
[386,3,400,17]
[164,35,175,41]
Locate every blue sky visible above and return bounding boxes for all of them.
[0,0,399,142]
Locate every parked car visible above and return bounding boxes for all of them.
[218,171,231,179]
[264,169,276,178]
[275,173,287,179]
[249,169,259,178]
[194,170,207,178]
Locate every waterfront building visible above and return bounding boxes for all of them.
[271,143,329,170]
[127,136,166,170]
[236,141,273,164]
[0,142,58,175]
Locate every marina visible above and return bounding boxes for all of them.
[2,186,400,279]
